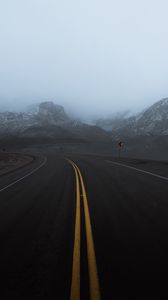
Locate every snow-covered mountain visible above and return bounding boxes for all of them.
[38,102,69,124]
[94,110,132,131]
[0,102,70,136]
[135,98,168,135]
[95,98,168,137]
[1,98,167,141]
[0,101,109,142]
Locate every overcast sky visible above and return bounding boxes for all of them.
[1,0,168,117]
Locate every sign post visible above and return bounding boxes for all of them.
[118,141,124,158]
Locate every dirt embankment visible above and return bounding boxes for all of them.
[0,153,34,176]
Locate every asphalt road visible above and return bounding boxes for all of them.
[0,148,168,299]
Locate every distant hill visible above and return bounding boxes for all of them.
[0,99,168,160]
[95,98,168,137]
[0,101,110,143]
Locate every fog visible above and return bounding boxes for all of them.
[1,0,168,118]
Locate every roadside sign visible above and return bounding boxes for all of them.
[117,141,124,157]
[118,141,124,148]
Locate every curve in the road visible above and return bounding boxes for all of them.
[0,157,47,193]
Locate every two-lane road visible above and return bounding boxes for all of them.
[0,149,168,299]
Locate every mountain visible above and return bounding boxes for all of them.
[38,102,69,124]
[0,99,168,159]
[0,101,109,142]
[1,97,168,139]
[94,110,132,131]
[95,98,168,137]
[0,102,69,135]
[134,98,168,135]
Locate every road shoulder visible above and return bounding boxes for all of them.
[0,152,35,177]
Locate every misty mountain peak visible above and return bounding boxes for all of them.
[39,101,65,116]
[38,101,69,123]
[94,97,168,136]
[0,97,167,139]
[138,98,168,125]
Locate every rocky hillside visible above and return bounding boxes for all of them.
[1,97,167,146]
[38,102,69,124]
[95,98,168,137]
[0,102,69,135]
[135,98,168,135]
[0,101,109,142]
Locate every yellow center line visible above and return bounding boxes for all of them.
[69,161,81,300]
[69,161,101,300]
[75,164,101,300]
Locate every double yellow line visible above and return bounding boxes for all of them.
[68,160,101,300]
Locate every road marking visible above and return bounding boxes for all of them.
[68,159,101,300]
[0,157,47,193]
[69,161,81,300]
[75,164,101,300]
[106,160,168,181]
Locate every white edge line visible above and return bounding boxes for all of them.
[0,157,47,193]
[106,160,168,181]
